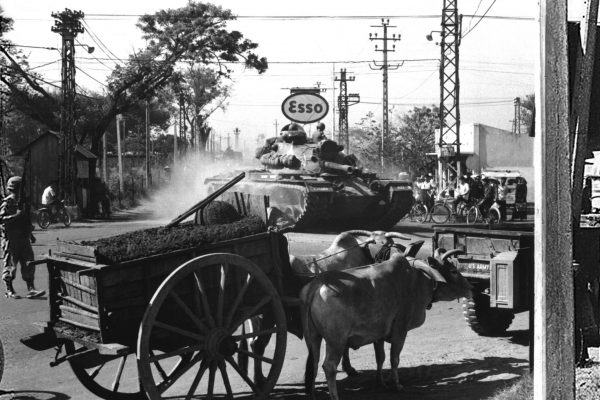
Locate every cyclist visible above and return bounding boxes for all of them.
[454,176,470,212]
[477,176,498,218]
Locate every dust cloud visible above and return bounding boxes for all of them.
[139,152,257,223]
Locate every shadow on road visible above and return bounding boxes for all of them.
[0,390,70,400]
[231,356,528,400]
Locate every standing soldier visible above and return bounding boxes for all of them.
[0,176,44,299]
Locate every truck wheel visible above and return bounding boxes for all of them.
[462,293,515,336]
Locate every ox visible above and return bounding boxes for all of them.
[247,230,416,385]
[300,249,472,400]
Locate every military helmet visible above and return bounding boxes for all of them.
[6,176,22,191]
[317,122,325,131]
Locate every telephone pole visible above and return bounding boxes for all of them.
[369,19,401,173]
[335,68,360,151]
[435,0,462,185]
[52,8,84,204]
[178,94,186,156]
[512,97,522,135]
[233,127,240,151]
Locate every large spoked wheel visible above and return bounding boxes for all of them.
[414,204,428,223]
[466,206,480,224]
[60,208,72,227]
[37,210,51,229]
[65,341,146,400]
[431,203,451,224]
[137,253,287,400]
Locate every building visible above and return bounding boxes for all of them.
[438,123,534,202]
[14,130,97,213]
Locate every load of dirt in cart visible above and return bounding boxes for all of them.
[81,212,266,264]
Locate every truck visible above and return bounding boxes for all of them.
[433,223,534,336]
[433,222,600,363]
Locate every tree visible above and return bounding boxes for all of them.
[0,2,267,155]
[175,65,230,151]
[520,93,535,135]
[350,106,439,176]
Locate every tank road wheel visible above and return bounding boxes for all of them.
[461,293,515,336]
[137,253,287,400]
[64,341,146,400]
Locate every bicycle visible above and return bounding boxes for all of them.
[465,201,502,224]
[404,198,453,224]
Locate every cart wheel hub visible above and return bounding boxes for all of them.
[206,328,237,359]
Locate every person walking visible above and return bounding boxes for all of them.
[497,177,508,220]
[1,176,44,299]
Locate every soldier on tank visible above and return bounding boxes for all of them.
[1,176,44,299]
[312,122,327,142]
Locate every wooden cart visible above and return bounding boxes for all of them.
[22,230,298,400]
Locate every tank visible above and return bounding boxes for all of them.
[205,124,414,231]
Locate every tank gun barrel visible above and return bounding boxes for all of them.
[320,161,356,174]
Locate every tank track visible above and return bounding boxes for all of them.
[293,190,330,231]
[367,191,414,230]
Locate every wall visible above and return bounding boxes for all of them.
[465,123,534,202]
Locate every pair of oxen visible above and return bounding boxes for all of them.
[248,230,472,400]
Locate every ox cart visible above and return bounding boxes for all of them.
[21,227,302,400]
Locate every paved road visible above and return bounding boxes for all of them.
[0,213,529,399]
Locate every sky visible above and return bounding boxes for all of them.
[2,0,544,153]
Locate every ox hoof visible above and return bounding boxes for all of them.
[344,367,359,377]
[394,382,405,392]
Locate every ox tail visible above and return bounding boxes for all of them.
[301,279,322,396]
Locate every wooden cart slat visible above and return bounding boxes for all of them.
[44,230,294,347]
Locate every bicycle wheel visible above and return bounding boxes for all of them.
[37,210,51,229]
[487,207,501,224]
[466,206,480,224]
[431,203,451,224]
[454,200,467,222]
[414,204,428,223]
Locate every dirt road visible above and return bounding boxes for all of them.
[0,213,529,399]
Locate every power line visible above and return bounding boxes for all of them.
[82,13,533,21]
[462,0,498,39]
[75,66,108,88]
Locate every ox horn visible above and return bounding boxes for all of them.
[346,230,373,237]
[384,232,411,240]
[441,248,464,261]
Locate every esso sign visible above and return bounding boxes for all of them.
[281,93,329,124]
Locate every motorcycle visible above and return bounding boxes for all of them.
[37,200,71,229]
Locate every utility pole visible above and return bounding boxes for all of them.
[102,132,107,182]
[145,100,151,188]
[233,127,240,151]
[434,0,462,187]
[369,19,401,173]
[335,68,360,151]
[178,94,186,156]
[52,8,84,204]
[512,97,522,135]
[116,114,124,196]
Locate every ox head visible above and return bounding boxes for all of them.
[420,248,472,302]
[345,230,411,262]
